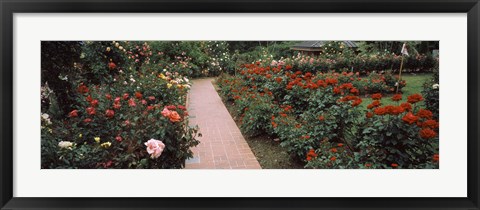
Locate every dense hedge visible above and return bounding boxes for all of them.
[281,53,438,75]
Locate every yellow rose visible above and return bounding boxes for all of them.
[100,142,112,149]
[79,133,82,138]
[167,83,172,89]
[94,137,100,143]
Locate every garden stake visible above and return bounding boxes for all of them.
[396,42,409,93]
[396,55,404,94]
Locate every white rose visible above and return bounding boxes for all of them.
[58,141,73,149]
[432,84,439,89]
[41,113,49,120]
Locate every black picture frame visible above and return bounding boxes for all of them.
[1,0,479,209]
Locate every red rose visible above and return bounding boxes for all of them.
[115,136,122,142]
[105,109,115,118]
[350,88,359,95]
[105,94,112,100]
[433,154,439,162]
[390,106,405,115]
[422,120,439,129]
[319,115,325,121]
[391,94,402,101]
[86,95,93,102]
[419,128,437,139]
[371,93,382,100]
[325,78,338,85]
[166,105,176,110]
[330,156,337,161]
[275,77,283,83]
[68,110,78,118]
[374,107,387,115]
[177,105,187,110]
[333,87,341,94]
[391,163,398,168]
[113,103,121,109]
[148,96,155,101]
[402,112,418,124]
[86,107,96,115]
[77,84,89,94]
[367,100,381,109]
[351,98,362,107]
[108,62,117,70]
[316,80,326,87]
[366,112,373,118]
[83,118,92,123]
[400,102,412,112]
[416,109,433,119]
[114,97,121,104]
[407,93,423,104]
[147,105,154,111]
[340,83,353,90]
[384,105,394,114]
[90,99,99,107]
[123,93,129,100]
[135,91,143,99]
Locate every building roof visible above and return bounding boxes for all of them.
[291,41,358,51]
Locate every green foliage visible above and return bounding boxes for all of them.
[240,93,276,137]
[422,68,440,119]
[41,41,82,115]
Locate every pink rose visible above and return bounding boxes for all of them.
[128,98,136,107]
[161,107,171,117]
[144,139,165,159]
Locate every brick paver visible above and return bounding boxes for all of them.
[185,78,261,169]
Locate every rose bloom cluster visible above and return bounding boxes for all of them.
[365,93,439,140]
[66,83,189,162]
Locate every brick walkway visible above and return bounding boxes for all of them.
[185,78,261,169]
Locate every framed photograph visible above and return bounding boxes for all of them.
[1,0,479,209]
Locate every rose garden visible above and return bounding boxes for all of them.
[41,41,439,169]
